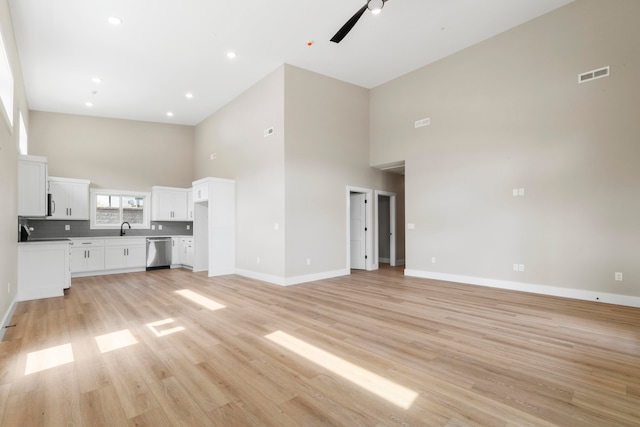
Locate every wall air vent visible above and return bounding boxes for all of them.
[578,66,610,84]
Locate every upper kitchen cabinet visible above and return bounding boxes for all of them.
[151,186,189,221]
[192,182,208,203]
[187,189,194,221]
[48,177,91,220]
[18,154,48,217]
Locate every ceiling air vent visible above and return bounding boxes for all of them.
[578,66,610,84]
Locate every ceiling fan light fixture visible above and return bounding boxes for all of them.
[368,0,384,15]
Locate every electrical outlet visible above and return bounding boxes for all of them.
[306,258,311,266]
[615,272,623,281]
[65,224,71,231]
[186,225,190,230]
[274,223,279,230]
[431,257,436,264]
[257,257,261,264]
[518,188,525,196]
[151,225,156,230]
[519,264,525,272]
[158,225,163,230]
[513,264,519,271]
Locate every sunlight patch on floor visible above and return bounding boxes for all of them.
[176,289,226,311]
[25,343,74,375]
[146,318,186,337]
[265,330,418,409]
[95,329,138,353]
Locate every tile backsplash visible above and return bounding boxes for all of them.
[20,219,193,240]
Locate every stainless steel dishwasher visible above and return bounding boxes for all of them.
[146,237,172,270]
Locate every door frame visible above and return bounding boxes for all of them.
[374,190,396,268]
[346,186,374,271]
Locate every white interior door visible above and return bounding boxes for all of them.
[350,193,366,270]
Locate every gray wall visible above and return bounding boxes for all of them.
[194,65,286,278]
[28,111,195,190]
[370,0,640,298]
[284,65,404,277]
[194,64,405,282]
[0,0,29,331]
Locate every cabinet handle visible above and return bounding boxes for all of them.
[70,208,72,216]
[88,250,90,258]
[51,200,56,214]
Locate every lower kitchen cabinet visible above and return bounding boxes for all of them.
[18,241,70,301]
[104,238,146,270]
[171,237,181,267]
[70,239,104,273]
[180,238,194,268]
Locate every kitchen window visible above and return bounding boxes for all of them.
[90,190,150,229]
[0,25,14,130]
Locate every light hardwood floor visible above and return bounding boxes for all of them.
[0,266,639,426]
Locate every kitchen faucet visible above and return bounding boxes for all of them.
[120,221,131,236]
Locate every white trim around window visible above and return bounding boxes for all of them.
[90,189,151,230]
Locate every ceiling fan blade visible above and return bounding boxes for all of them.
[330,4,368,43]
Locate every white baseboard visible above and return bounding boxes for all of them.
[72,267,147,278]
[395,259,406,266]
[379,257,390,263]
[404,269,640,308]
[235,268,350,287]
[0,297,19,341]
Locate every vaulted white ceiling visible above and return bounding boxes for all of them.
[8,0,574,125]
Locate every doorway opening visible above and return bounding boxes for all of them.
[346,186,373,271]
[375,191,396,267]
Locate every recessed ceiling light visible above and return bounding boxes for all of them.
[92,77,102,83]
[85,102,94,107]
[166,112,174,117]
[227,51,237,59]
[107,16,123,26]
[185,92,194,99]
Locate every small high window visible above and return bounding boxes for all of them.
[0,26,14,130]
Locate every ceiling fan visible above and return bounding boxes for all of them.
[330,0,387,43]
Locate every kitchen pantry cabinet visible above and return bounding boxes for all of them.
[70,239,104,273]
[104,238,146,270]
[18,154,48,217]
[191,177,235,276]
[151,186,189,221]
[48,177,90,220]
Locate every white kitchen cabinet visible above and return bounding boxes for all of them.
[151,186,189,221]
[171,237,181,266]
[180,238,194,268]
[192,182,208,203]
[18,241,70,301]
[187,189,194,220]
[18,155,48,217]
[48,177,91,220]
[191,177,235,276]
[104,238,146,270]
[70,239,104,273]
